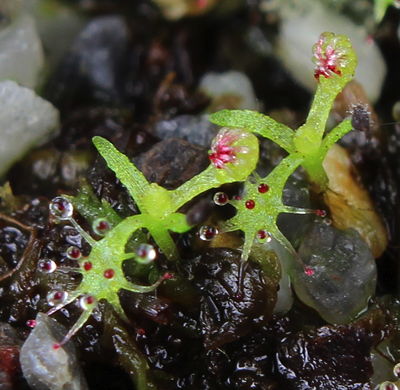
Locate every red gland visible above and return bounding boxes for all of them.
[209,129,242,169]
[137,328,146,336]
[54,200,65,212]
[257,183,269,193]
[104,269,115,279]
[96,220,110,231]
[315,209,327,217]
[85,296,95,305]
[83,261,93,271]
[67,247,81,259]
[26,320,37,328]
[39,260,56,272]
[304,266,315,276]
[313,36,343,80]
[214,192,229,205]
[257,230,267,240]
[52,343,61,350]
[245,200,255,209]
[53,291,64,300]
[163,272,174,280]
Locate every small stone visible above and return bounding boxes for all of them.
[0,14,44,88]
[199,71,259,111]
[291,220,377,324]
[323,144,388,258]
[20,313,88,390]
[134,138,209,189]
[0,80,59,176]
[46,16,129,108]
[154,114,218,147]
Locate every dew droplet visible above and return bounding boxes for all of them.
[213,192,229,206]
[256,230,272,243]
[380,382,398,390]
[49,197,73,220]
[394,363,400,378]
[47,290,68,306]
[26,319,37,328]
[136,243,157,264]
[92,218,111,236]
[79,295,97,310]
[245,199,255,209]
[38,259,57,273]
[66,246,82,260]
[199,225,218,241]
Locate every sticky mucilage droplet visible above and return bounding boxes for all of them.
[136,244,157,264]
[213,192,229,206]
[92,218,111,236]
[66,246,82,260]
[38,259,57,273]
[199,225,218,241]
[47,290,68,306]
[49,197,73,220]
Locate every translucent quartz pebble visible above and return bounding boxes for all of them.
[291,220,377,324]
[199,71,259,111]
[0,80,59,176]
[0,14,44,88]
[20,313,88,390]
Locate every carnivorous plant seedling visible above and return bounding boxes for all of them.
[32,128,259,347]
[92,132,258,260]
[210,32,358,189]
[208,32,359,262]
[30,32,361,347]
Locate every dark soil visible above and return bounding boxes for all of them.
[1,1,400,389]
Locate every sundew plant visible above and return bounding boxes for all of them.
[33,128,259,348]
[32,32,358,348]
[209,32,357,259]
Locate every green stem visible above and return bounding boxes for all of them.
[170,165,228,211]
[302,119,353,188]
[294,82,341,155]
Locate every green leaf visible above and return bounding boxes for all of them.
[209,109,295,153]
[92,136,150,212]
